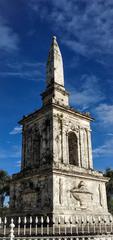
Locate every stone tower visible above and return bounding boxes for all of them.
[10,37,109,219]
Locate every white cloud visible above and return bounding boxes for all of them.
[107,133,113,136]
[29,0,113,57]
[62,39,87,57]
[69,74,104,110]
[0,61,45,81]
[16,160,21,167]
[95,103,113,126]
[0,16,19,52]
[54,0,113,56]
[9,126,22,135]
[93,138,113,157]
[0,145,21,159]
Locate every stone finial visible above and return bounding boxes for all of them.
[53,36,56,40]
[46,36,64,87]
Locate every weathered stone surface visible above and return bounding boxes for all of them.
[46,36,64,87]
[10,37,110,219]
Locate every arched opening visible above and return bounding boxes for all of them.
[68,132,78,166]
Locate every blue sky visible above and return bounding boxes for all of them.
[0,0,113,175]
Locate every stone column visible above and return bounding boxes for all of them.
[22,127,32,169]
[56,116,63,163]
[84,128,89,169]
[62,126,68,164]
[39,130,43,162]
[66,131,69,164]
[82,129,88,168]
[60,119,63,163]
[80,128,89,169]
[59,178,63,205]
[77,129,81,167]
[87,129,93,169]
[47,122,50,151]
[79,128,84,167]
[79,128,82,167]
[21,127,25,170]
[78,128,82,167]
[53,115,61,163]
[42,127,46,164]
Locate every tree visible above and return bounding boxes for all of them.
[104,168,113,214]
[0,170,10,208]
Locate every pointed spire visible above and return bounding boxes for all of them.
[42,36,69,107]
[46,36,64,87]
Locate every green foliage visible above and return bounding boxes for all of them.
[0,170,10,208]
[104,168,113,214]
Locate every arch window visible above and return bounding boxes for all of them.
[68,132,78,166]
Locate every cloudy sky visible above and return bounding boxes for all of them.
[0,0,113,175]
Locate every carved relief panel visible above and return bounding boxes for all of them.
[70,181,93,209]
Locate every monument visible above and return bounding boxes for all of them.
[10,36,110,220]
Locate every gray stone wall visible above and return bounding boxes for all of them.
[10,174,53,214]
[21,110,53,170]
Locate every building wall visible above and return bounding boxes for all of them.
[52,106,108,217]
[53,107,93,169]
[10,105,109,217]
[10,173,53,214]
[53,173,108,215]
[21,109,53,170]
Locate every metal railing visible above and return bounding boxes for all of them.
[0,215,113,240]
